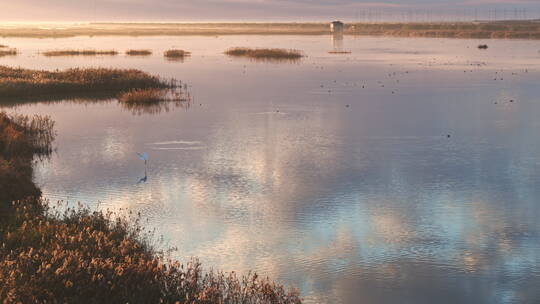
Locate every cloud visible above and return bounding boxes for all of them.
[0,0,539,21]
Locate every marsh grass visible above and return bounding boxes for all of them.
[126,49,153,56]
[118,87,192,115]
[0,66,174,100]
[0,49,17,57]
[0,112,54,206]
[118,88,166,104]
[164,49,191,60]
[328,51,352,54]
[42,49,118,57]
[225,47,303,61]
[0,111,55,158]
[0,199,302,304]
[0,44,8,48]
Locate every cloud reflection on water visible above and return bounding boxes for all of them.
[5,35,540,303]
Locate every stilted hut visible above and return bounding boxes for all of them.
[330,21,344,33]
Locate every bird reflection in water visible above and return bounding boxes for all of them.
[137,169,148,184]
[137,152,148,184]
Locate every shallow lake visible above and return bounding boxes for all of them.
[1,35,540,303]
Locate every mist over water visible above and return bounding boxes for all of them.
[2,35,540,303]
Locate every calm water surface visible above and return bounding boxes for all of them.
[1,35,540,303]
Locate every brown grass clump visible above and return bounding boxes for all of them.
[328,51,352,54]
[118,87,192,115]
[0,158,41,208]
[0,111,55,158]
[0,112,54,206]
[42,49,118,57]
[0,66,173,100]
[164,49,191,59]
[0,198,302,303]
[225,47,303,60]
[126,49,153,56]
[118,88,166,104]
[0,48,17,57]
[0,44,8,48]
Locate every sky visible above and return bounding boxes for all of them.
[2,0,540,22]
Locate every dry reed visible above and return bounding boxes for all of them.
[118,87,191,115]
[0,198,302,303]
[328,51,352,54]
[0,66,173,99]
[225,47,303,59]
[0,49,17,57]
[164,49,191,59]
[118,88,166,104]
[42,49,118,57]
[0,112,54,205]
[126,49,153,56]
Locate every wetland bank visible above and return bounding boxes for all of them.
[1,30,540,304]
[1,21,540,39]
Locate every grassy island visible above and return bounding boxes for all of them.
[42,49,118,57]
[225,47,303,60]
[126,49,153,56]
[0,66,175,100]
[164,49,191,60]
[0,49,17,57]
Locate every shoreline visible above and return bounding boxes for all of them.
[1,20,540,39]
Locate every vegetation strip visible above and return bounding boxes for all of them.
[164,49,191,59]
[42,49,118,56]
[0,66,175,99]
[126,49,152,56]
[225,47,303,59]
[0,49,17,57]
[1,21,540,39]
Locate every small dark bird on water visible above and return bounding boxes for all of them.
[447,134,451,138]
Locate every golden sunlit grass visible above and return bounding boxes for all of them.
[0,49,17,57]
[0,198,302,304]
[0,66,173,99]
[225,47,304,59]
[0,112,55,158]
[118,88,166,104]
[126,49,152,56]
[118,87,192,115]
[42,49,118,57]
[0,112,54,205]
[164,49,191,59]
[328,51,352,54]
